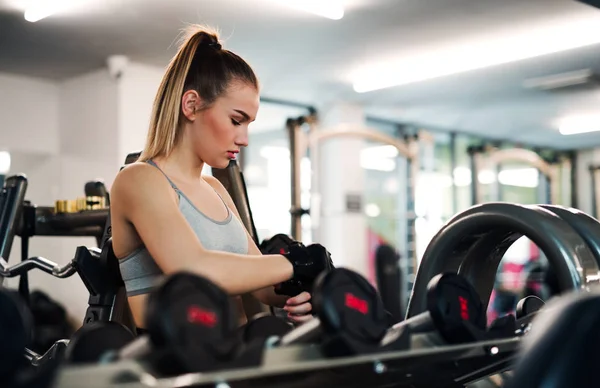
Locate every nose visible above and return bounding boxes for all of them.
[235,127,249,148]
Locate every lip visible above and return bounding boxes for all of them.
[227,151,238,159]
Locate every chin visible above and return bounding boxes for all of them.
[208,159,232,170]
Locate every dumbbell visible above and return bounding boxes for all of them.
[64,321,135,364]
[383,273,488,345]
[113,272,292,376]
[277,268,408,357]
[487,295,546,339]
[260,234,335,297]
[0,289,34,385]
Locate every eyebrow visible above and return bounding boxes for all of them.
[234,109,255,122]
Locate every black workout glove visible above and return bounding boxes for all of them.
[259,234,335,297]
[277,242,334,297]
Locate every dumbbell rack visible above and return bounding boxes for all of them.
[53,335,520,388]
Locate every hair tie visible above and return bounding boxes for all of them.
[206,41,222,50]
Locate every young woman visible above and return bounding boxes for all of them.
[110,26,330,330]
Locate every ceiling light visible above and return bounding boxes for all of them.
[24,6,54,22]
[558,114,600,135]
[24,0,84,22]
[523,69,594,90]
[272,0,344,20]
[353,16,600,92]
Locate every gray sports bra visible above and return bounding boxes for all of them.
[118,160,249,297]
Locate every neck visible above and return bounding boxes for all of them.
[155,144,205,182]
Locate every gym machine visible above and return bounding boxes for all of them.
[212,160,269,318]
[406,202,600,319]
[287,114,423,302]
[48,262,538,388]
[467,145,572,205]
[506,287,600,388]
[8,197,600,387]
[589,164,600,219]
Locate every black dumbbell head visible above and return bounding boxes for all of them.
[259,234,296,255]
[313,268,390,345]
[426,273,486,342]
[516,296,545,320]
[65,321,135,364]
[145,272,241,373]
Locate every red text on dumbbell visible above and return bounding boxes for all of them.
[458,296,469,321]
[187,305,218,327]
[345,293,369,314]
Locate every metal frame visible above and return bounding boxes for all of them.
[53,336,521,388]
[589,165,600,219]
[468,146,566,205]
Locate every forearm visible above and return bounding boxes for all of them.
[183,251,293,296]
[253,286,289,308]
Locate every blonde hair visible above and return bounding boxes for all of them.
[139,25,258,161]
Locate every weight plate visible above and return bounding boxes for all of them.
[314,268,389,344]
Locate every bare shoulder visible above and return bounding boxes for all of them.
[111,162,174,204]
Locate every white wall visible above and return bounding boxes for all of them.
[1,63,164,321]
[0,73,60,155]
[118,62,164,161]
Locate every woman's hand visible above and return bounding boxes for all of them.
[283,291,313,323]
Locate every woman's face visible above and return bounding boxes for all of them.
[186,80,259,169]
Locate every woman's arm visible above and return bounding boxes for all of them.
[111,164,294,295]
[203,175,289,308]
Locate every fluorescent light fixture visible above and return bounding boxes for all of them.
[24,0,65,22]
[272,0,344,20]
[523,69,594,90]
[23,0,95,22]
[498,168,539,188]
[24,0,69,22]
[353,16,600,92]
[558,114,600,135]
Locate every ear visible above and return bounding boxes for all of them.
[181,90,202,121]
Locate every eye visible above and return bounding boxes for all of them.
[231,118,242,126]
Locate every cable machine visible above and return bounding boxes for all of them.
[287,114,424,295]
[467,146,571,205]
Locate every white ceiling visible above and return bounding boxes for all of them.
[2,0,600,149]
